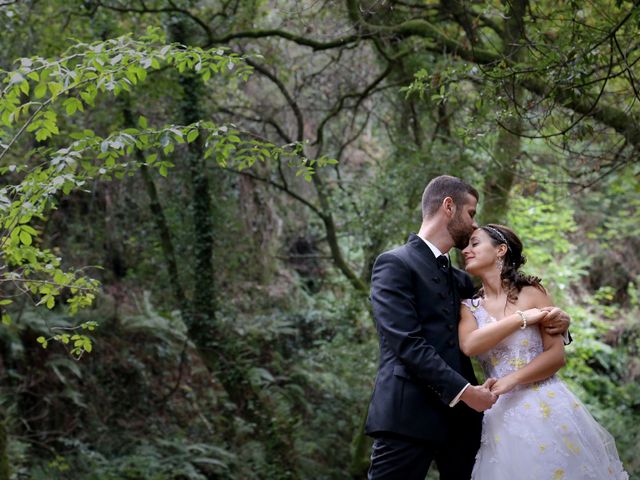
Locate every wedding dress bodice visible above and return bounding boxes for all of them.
[468,299,551,385]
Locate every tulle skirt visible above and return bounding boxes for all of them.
[471,377,628,480]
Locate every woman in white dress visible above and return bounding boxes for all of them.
[459,224,628,480]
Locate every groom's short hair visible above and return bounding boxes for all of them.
[421,175,479,218]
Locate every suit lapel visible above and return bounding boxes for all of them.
[406,234,441,269]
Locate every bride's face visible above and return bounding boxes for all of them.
[462,229,501,275]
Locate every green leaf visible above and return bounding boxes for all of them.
[187,129,199,143]
[35,82,47,98]
[2,110,12,126]
[48,82,63,97]
[1,314,11,326]
[35,127,51,142]
[64,98,77,115]
[136,67,147,82]
[80,90,95,106]
[138,115,148,129]
[162,143,174,155]
[19,230,32,246]
[53,271,67,284]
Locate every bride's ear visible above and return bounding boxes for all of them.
[497,244,508,257]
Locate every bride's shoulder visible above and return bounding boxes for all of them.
[518,285,552,308]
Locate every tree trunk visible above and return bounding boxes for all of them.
[170,19,297,475]
[0,408,9,480]
[139,162,188,311]
[480,0,527,223]
[348,404,372,478]
[180,72,218,344]
[122,104,189,314]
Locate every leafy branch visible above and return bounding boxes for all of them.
[0,27,312,356]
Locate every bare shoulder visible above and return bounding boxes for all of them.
[518,285,553,309]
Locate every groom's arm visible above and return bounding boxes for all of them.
[371,251,469,405]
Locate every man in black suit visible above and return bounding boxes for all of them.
[366,175,492,479]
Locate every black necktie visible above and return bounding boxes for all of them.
[437,255,449,271]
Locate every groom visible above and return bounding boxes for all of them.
[365,175,569,479]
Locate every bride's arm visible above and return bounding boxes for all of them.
[458,305,548,357]
[491,328,565,396]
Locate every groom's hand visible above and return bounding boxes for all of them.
[460,380,498,412]
[540,307,570,335]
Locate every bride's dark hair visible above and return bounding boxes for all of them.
[477,223,545,304]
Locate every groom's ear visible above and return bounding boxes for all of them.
[442,196,456,216]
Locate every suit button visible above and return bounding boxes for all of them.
[439,292,446,299]
[448,324,454,331]
[448,340,455,347]
[443,307,450,314]
[432,277,440,283]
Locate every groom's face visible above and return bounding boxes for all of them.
[447,194,478,249]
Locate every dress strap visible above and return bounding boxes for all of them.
[461,297,481,311]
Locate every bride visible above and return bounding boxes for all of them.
[459,224,628,480]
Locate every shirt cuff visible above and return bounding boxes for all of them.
[449,383,470,407]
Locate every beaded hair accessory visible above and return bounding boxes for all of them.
[481,226,511,252]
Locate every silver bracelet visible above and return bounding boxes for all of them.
[516,310,527,330]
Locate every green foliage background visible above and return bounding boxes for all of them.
[1,1,639,479]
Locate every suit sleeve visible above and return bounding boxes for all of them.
[371,251,469,405]
[564,331,572,345]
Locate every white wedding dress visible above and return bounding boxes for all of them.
[463,299,628,480]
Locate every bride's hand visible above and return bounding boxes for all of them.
[521,308,548,325]
[490,374,519,396]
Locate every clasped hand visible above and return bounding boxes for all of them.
[489,375,519,396]
[461,378,498,412]
[519,307,570,336]
[539,306,571,335]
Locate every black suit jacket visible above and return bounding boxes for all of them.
[365,233,482,442]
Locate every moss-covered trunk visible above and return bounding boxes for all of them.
[0,409,9,480]
[480,0,527,223]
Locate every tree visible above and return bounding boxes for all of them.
[1,12,346,473]
[0,27,259,346]
[1,2,637,477]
